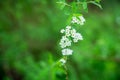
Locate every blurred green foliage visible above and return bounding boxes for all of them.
[0,0,120,80]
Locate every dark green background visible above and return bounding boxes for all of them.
[0,0,120,80]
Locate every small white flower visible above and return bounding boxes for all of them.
[65,28,71,36]
[76,33,83,40]
[60,58,66,64]
[79,16,85,23]
[60,29,65,33]
[61,36,66,40]
[71,29,76,33]
[66,26,71,29]
[78,21,84,25]
[72,33,83,42]
[73,38,78,42]
[71,16,85,25]
[71,17,79,24]
[59,15,85,56]
[78,16,85,25]
[71,29,76,37]
[62,48,73,55]
[59,36,72,48]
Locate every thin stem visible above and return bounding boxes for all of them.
[63,56,68,80]
[64,64,68,80]
[56,2,73,7]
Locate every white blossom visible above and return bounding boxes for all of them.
[60,26,71,36]
[70,28,83,42]
[65,28,71,36]
[71,17,79,24]
[70,29,76,36]
[79,16,85,23]
[59,27,83,48]
[66,25,71,29]
[72,32,83,42]
[60,58,66,64]
[65,26,71,37]
[71,16,85,25]
[60,29,65,33]
[62,48,73,55]
[59,15,85,56]
[59,36,72,48]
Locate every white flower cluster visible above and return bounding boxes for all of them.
[60,58,66,64]
[59,15,85,57]
[59,36,72,48]
[62,48,73,55]
[71,16,85,25]
[59,26,83,55]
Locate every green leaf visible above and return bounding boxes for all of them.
[88,1,102,9]
[56,0,66,10]
[82,2,87,10]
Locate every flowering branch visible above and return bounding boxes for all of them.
[59,15,85,64]
[55,0,102,79]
